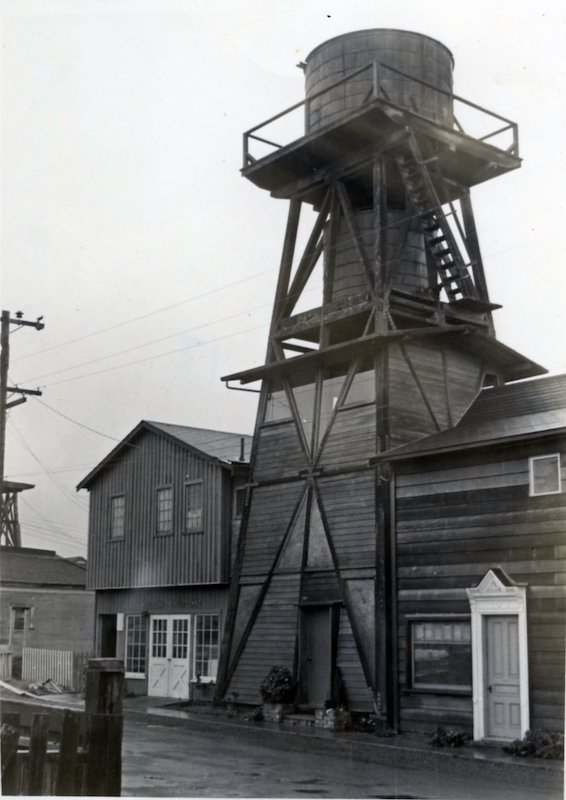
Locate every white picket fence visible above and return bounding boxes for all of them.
[22,648,91,691]
[0,649,13,678]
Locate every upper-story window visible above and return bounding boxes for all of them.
[234,487,246,519]
[109,494,125,540]
[156,487,173,534]
[185,480,203,532]
[529,454,561,496]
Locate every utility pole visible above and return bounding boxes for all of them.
[0,309,44,547]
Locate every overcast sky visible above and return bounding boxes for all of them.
[2,0,565,557]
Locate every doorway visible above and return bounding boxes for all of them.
[485,616,521,740]
[148,615,191,699]
[467,569,529,742]
[300,605,338,708]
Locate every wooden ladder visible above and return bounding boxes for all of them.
[397,136,478,303]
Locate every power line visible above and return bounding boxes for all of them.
[17,266,277,362]
[21,299,273,385]
[38,322,267,389]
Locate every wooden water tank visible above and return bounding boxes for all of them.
[305,29,454,133]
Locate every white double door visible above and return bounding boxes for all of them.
[148,615,192,699]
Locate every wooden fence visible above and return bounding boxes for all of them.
[22,649,91,692]
[1,658,124,796]
[0,650,13,679]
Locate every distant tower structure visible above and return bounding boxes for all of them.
[217,30,543,723]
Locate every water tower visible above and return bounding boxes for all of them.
[217,30,543,723]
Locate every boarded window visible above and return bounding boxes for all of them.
[194,614,220,680]
[156,487,173,534]
[185,481,203,531]
[529,454,561,496]
[125,615,147,676]
[410,619,472,691]
[109,495,125,539]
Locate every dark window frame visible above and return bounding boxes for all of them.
[234,486,246,519]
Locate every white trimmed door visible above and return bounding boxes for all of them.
[485,615,521,740]
[148,615,191,699]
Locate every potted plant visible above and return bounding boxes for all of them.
[260,666,296,722]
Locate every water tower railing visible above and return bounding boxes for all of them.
[243,61,519,167]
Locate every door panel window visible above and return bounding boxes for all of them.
[152,618,167,658]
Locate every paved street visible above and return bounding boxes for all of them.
[121,710,563,799]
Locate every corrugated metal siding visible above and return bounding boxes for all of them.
[87,430,232,589]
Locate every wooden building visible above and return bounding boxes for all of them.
[385,372,566,740]
[0,546,94,679]
[215,29,564,742]
[78,421,251,699]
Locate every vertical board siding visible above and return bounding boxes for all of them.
[87,430,232,589]
[395,440,566,733]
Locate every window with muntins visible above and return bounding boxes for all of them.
[125,615,147,676]
[194,614,220,680]
[410,619,472,692]
[529,454,561,496]
[156,487,173,534]
[109,495,125,539]
[185,481,203,532]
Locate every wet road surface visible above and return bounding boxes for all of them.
[121,713,563,799]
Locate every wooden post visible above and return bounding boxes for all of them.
[28,713,49,795]
[84,658,124,797]
[55,709,81,796]
[1,719,21,795]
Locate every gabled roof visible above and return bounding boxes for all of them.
[382,373,566,462]
[77,420,252,490]
[0,547,88,588]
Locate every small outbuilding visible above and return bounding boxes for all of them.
[0,546,94,683]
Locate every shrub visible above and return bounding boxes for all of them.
[503,729,564,760]
[429,726,469,748]
[260,666,296,704]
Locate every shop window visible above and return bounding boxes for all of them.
[156,487,173,534]
[185,481,203,532]
[125,615,147,677]
[529,454,561,496]
[193,614,220,681]
[109,494,125,540]
[410,618,472,692]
